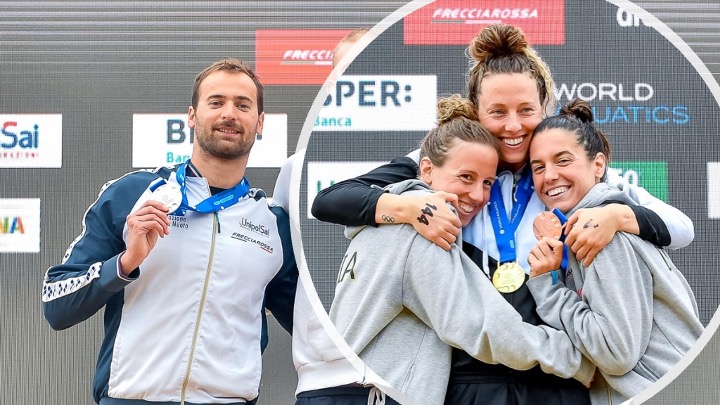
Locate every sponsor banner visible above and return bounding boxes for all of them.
[131,113,287,168]
[554,82,689,126]
[0,115,62,168]
[709,162,720,219]
[0,198,41,253]
[314,75,437,132]
[256,29,351,85]
[615,6,655,28]
[608,161,668,202]
[306,161,387,218]
[403,0,565,45]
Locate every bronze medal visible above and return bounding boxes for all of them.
[532,211,563,241]
[492,262,526,293]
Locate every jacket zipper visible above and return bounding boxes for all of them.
[180,215,218,404]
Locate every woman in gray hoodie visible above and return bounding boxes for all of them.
[526,98,704,405]
[327,95,595,405]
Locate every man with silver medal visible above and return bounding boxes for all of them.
[43,59,298,405]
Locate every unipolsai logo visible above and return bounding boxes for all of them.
[0,115,62,168]
[239,217,270,238]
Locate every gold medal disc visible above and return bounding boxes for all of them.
[492,262,526,293]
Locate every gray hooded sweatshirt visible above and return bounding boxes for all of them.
[527,182,704,405]
[329,180,595,405]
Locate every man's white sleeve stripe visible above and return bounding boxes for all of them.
[42,263,102,302]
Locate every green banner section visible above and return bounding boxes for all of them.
[609,161,668,202]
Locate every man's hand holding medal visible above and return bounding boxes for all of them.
[119,182,182,276]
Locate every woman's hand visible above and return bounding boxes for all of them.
[528,237,564,278]
[376,192,461,251]
[564,204,637,266]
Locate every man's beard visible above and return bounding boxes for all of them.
[195,125,255,160]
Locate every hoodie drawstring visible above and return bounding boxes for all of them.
[367,387,386,405]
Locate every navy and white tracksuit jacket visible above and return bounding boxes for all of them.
[42,164,298,404]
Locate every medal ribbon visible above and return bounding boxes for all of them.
[148,178,169,192]
[174,159,250,215]
[488,168,534,264]
[551,208,569,271]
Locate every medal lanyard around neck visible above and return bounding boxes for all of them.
[174,159,250,215]
[552,208,570,271]
[488,168,534,264]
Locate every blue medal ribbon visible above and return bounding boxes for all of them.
[148,178,168,192]
[488,168,534,264]
[174,159,250,215]
[552,208,569,271]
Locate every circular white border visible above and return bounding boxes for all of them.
[606,3,720,403]
[289,2,720,404]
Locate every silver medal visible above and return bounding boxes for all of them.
[151,183,182,212]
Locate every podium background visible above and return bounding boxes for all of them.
[1,1,719,404]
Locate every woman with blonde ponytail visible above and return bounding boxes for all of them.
[313,24,694,405]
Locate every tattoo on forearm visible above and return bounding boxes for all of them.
[417,203,438,226]
[381,215,395,224]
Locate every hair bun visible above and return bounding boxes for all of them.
[560,98,594,123]
[437,94,478,125]
[469,24,528,63]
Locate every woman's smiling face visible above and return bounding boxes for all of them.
[420,139,498,226]
[475,72,544,173]
[529,128,606,213]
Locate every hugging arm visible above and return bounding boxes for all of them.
[402,235,595,385]
[311,156,419,226]
[527,234,653,375]
[605,170,693,249]
[311,156,461,250]
[565,170,694,265]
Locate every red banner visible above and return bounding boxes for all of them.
[404,0,565,46]
[255,29,351,85]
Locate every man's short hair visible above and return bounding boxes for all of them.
[191,58,264,113]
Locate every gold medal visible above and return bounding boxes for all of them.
[492,262,526,293]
